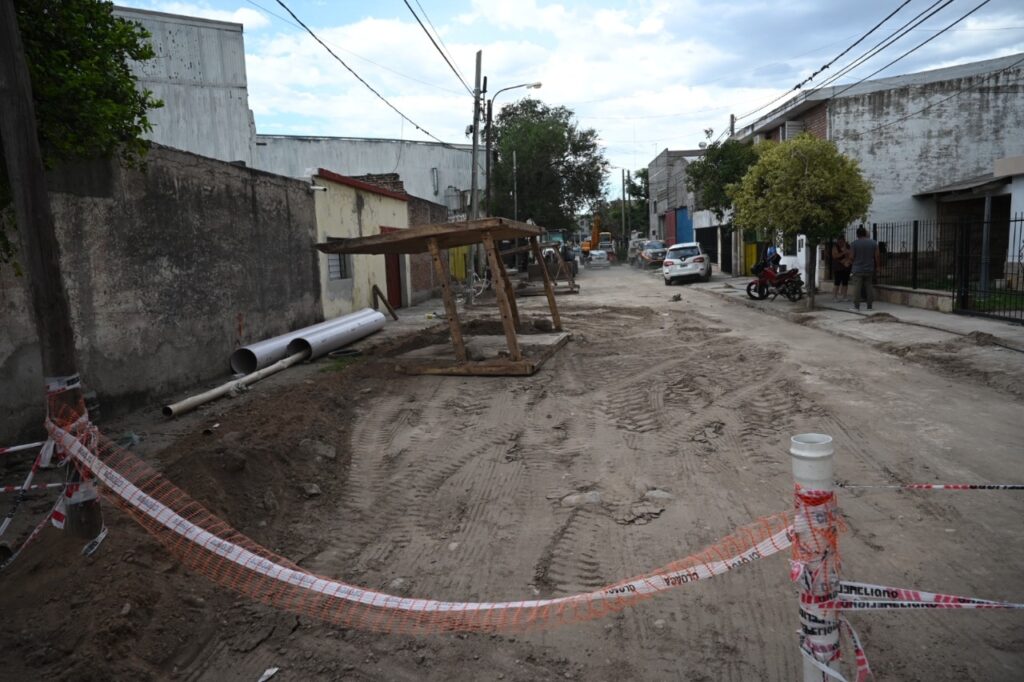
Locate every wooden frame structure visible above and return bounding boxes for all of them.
[317,218,567,375]
[500,240,579,294]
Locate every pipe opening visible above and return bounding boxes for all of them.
[229,349,258,375]
[792,433,832,446]
[162,405,174,417]
[285,339,313,357]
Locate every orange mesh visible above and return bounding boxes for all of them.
[46,408,795,634]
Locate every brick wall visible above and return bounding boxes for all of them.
[797,102,829,140]
[407,196,450,303]
[351,173,406,194]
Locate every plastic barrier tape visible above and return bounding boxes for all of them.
[49,421,793,616]
[801,580,1024,610]
[838,483,1024,490]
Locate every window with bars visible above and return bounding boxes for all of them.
[326,237,350,280]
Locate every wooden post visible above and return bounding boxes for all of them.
[427,238,467,362]
[0,2,102,537]
[491,247,520,329]
[371,284,399,320]
[482,233,522,361]
[529,236,562,331]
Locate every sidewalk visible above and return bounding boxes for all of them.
[699,276,1024,353]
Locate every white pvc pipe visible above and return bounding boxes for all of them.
[230,308,378,374]
[286,309,386,361]
[790,433,837,682]
[163,350,310,418]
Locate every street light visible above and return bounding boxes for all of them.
[485,81,541,216]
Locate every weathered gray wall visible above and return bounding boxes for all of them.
[115,7,255,166]
[830,57,1024,221]
[254,135,480,208]
[1,146,320,441]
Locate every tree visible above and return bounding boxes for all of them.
[1,0,162,265]
[685,139,758,222]
[730,134,872,309]
[489,99,608,232]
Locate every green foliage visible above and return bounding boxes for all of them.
[685,139,758,221]
[730,134,872,243]
[1,0,162,263]
[489,99,608,232]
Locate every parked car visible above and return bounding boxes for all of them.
[637,240,667,268]
[662,242,711,284]
[588,249,611,268]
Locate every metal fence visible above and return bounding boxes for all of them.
[833,216,1024,323]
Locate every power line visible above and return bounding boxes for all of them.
[271,0,466,151]
[402,0,474,96]
[242,0,465,94]
[830,0,994,100]
[735,1,916,123]
[413,0,469,84]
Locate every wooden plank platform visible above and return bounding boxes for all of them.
[394,332,570,376]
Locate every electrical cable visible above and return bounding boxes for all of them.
[829,0,993,101]
[271,0,468,152]
[734,1,916,123]
[413,0,469,85]
[403,0,474,96]
[243,0,465,94]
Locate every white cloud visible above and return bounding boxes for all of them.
[144,2,271,30]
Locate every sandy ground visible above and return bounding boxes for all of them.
[2,266,1022,681]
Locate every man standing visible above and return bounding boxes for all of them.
[850,226,880,310]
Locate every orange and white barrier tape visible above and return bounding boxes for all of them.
[47,418,793,623]
[838,483,1024,491]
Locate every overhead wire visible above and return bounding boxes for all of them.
[271,0,469,152]
[243,0,465,94]
[829,0,994,100]
[734,0,915,123]
[413,0,470,85]
[403,0,474,96]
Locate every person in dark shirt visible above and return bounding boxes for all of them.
[850,226,880,310]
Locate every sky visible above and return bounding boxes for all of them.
[118,0,1024,196]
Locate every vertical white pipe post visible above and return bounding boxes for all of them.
[790,433,838,682]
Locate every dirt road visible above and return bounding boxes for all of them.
[2,266,1022,681]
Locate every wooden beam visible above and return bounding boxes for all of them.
[316,218,545,255]
[482,232,522,361]
[491,247,520,329]
[371,284,399,320]
[529,236,563,331]
[428,238,466,362]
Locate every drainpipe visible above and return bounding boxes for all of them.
[980,193,992,298]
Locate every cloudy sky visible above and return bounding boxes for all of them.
[119,0,1024,195]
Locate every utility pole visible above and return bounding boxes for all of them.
[626,170,632,235]
[466,50,482,304]
[0,2,102,538]
[620,169,626,241]
[484,82,491,215]
[730,113,736,138]
[512,149,518,221]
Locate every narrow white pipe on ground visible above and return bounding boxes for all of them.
[285,309,386,361]
[791,433,838,682]
[163,350,310,417]
[230,308,378,374]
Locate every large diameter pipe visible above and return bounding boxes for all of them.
[164,349,310,418]
[230,308,378,374]
[286,309,385,361]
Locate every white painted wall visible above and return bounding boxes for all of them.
[255,136,481,207]
[115,7,254,166]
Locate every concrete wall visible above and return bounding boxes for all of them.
[829,59,1024,221]
[648,150,701,238]
[257,136,480,207]
[313,171,408,318]
[115,7,254,166]
[1,146,320,442]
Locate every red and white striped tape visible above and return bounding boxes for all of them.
[0,481,66,494]
[801,580,1024,610]
[838,483,1024,490]
[0,441,45,457]
[48,420,793,614]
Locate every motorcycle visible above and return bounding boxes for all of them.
[746,256,805,302]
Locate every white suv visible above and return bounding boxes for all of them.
[662,242,711,285]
